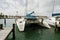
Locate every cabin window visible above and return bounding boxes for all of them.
[20,21,22,23]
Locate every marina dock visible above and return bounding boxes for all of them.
[0,24,15,40]
[0,27,12,40]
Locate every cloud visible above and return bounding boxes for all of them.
[0,0,25,16]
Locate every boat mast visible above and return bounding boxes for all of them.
[25,0,28,16]
[52,0,55,16]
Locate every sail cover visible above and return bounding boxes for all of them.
[52,0,60,16]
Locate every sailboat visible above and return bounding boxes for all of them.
[41,16,60,28]
[16,17,25,31]
[39,0,60,28]
[16,0,40,31]
[16,0,52,31]
[16,11,40,31]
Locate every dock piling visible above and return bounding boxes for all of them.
[4,18,6,27]
[13,24,15,40]
[55,22,58,31]
[0,24,3,29]
[41,18,43,24]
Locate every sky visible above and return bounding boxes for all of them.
[0,0,60,17]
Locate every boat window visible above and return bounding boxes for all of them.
[20,21,22,23]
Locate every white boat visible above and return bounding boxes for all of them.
[16,17,25,31]
[16,11,39,31]
[39,19,51,28]
[39,16,60,28]
[16,11,51,31]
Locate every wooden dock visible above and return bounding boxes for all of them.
[0,24,15,40]
[0,27,13,40]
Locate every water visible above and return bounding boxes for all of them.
[0,19,60,40]
[0,19,15,27]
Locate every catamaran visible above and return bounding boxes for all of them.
[16,11,39,31]
[16,0,52,31]
[16,11,51,31]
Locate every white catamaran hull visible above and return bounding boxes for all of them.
[16,18,25,31]
[39,17,60,28]
[39,19,51,28]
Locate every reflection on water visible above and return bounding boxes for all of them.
[0,19,60,40]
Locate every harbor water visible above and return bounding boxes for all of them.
[0,19,60,40]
